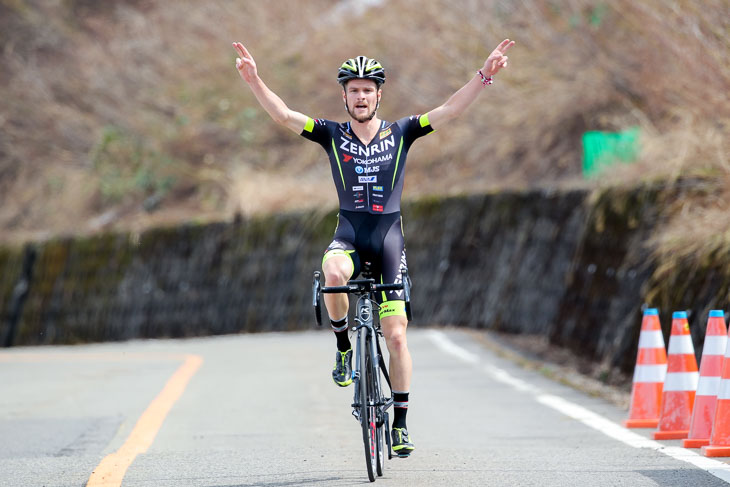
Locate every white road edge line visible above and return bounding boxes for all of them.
[427,329,730,484]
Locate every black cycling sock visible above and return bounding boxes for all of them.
[393,391,409,429]
[331,317,350,352]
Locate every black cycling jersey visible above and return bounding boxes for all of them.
[301,114,434,214]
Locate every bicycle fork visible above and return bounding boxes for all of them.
[352,334,363,422]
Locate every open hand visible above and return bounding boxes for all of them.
[482,39,515,78]
[232,42,258,83]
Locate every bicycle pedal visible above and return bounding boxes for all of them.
[396,452,411,458]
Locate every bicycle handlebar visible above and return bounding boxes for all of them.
[312,269,413,325]
[321,279,403,294]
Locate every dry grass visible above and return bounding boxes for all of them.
[0,0,728,259]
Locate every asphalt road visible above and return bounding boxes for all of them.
[1,328,730,486]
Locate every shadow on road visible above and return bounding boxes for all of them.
[208,476,372,487]
[636,468,727,487]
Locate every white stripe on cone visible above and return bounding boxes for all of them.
[697,376,722,396]
[668,335,696,355]
[718,380,730,400]
[704,335,729,355]
[633,364,668,383]
[663,371,700,392]
[638,330,665,349]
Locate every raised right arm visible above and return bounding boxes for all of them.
[232,42,308,134]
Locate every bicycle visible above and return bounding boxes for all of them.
[312,265,412,482]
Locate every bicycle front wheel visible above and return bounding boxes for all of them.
[359,329,377,482]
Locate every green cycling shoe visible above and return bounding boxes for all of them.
[391,427,415,457]
[332,349,353,387]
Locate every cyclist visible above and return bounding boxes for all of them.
[233,39,514,456]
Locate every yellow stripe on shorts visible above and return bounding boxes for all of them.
[379,300,406,320]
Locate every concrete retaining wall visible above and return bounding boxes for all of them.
[1,185,725,375]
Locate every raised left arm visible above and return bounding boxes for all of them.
[427,39,515,131]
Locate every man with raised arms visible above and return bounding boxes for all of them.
[232,38,514,456]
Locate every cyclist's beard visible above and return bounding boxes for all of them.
[345,100,378,123]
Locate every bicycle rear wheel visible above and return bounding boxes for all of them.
[374,346,386,476]
[359,329,377,482]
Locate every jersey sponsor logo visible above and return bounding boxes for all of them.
[372,204,384,212]
[355,205,365,209]
[354,199,364,203]
[355,165,379,174]
[391,249,408,297]
[352,185,364,191]
[379,127,392,139]
[373,185,383,191]
[343,154,353,162]
[359,176,377,183]
[353,192,363,198]
[338,126,352,138]
[340,135,395,159]
[348,153,393,165]
[372,193,383,198]
[315,118,326,125]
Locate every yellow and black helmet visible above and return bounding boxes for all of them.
[337,55,385,86]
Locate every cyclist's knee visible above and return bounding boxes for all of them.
[323,258,351,286]
[382,317,408,352]
[385,331,408,354]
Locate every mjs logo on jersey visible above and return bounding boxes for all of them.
[373,185,383,192]
[355,165,379,174]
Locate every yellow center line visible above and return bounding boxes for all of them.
[85,354,203,487]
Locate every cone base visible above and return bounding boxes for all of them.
[653,430,689,440]
[623,418,659,428]
[682,438,710,448]
[702,445,730,457]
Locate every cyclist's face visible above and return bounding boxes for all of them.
[343,79,381,123]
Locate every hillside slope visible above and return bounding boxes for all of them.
[1,0,728,251]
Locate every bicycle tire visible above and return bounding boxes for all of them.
[369,333,387,477]
[360,329,377,482]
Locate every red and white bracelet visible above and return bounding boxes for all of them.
[477,69,493,86]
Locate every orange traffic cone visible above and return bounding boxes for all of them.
[702,313,730,457]
[653,311,699,440]
[684,310,727,448]
[624,308,668,428]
